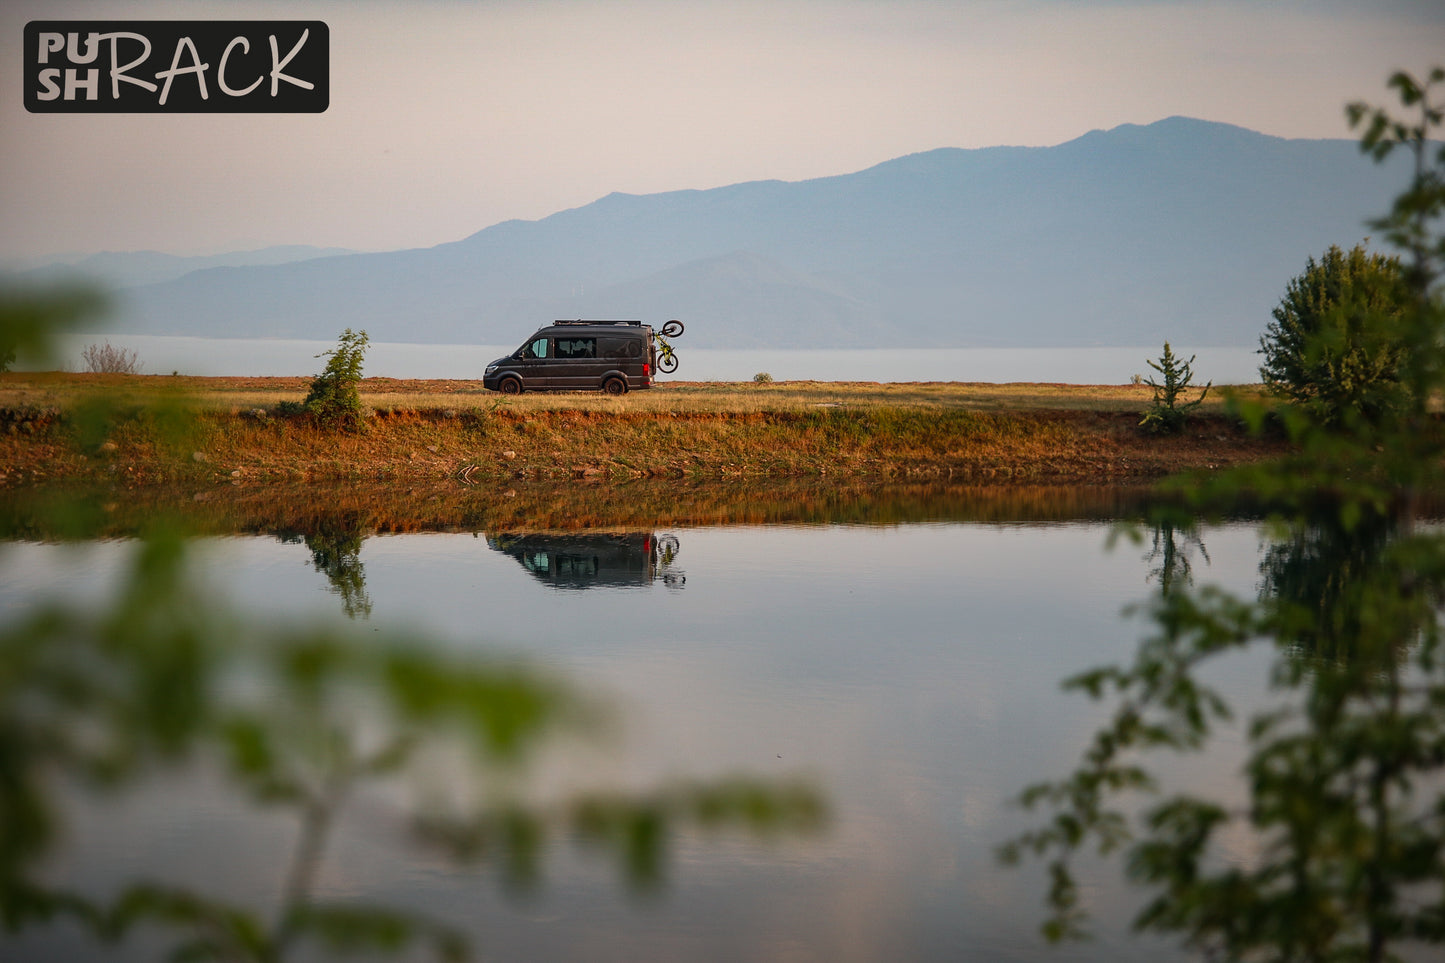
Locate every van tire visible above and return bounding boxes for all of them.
[603,376,628,395]
[499,376,523,395]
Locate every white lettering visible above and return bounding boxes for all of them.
[218,36,262,97]
[100,32,156,98]
[66,32,100,64]
[36,68,60,100]
[37,32,64,65]
[269,28,313,95]
[154,37,209,105]
[64,68,98,101]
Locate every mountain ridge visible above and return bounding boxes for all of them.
[101,117,1412,349]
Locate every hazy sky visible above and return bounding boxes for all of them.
[2,0,1442,261]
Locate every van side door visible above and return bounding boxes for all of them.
[552,336,601,389]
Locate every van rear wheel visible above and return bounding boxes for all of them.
[499,376,523,395]
[603,376,628,395]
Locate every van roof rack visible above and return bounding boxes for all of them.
[552,319,644,326]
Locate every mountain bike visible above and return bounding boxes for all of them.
[654,319,684,373]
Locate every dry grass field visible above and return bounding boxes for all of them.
[0,372,1259,415]
[0,373,1282,487]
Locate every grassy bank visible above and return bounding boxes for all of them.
[0,372,1250,414]
[0,374,1284,486]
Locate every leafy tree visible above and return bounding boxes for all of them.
[1005,68,1445,962]
[1139,342,1210,435]
[1258,243,1410,427]
[303,328,370,431]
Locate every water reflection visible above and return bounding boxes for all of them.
[0,480,1307,962]
[0,479,1163,543]
[0,480,1202,962]
[488,532,686,590]
[280,526,374,619]
[1142,516,1210,597]
[0,503,824,962]
[1258,508,1399,663]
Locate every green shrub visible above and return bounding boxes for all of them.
[1139,342,1209,435]
[303,329,370,431]
[1258,243,1410,427]
[753,372,774,384]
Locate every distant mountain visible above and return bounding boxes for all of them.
[109,118,1413,348]
[9,245,359,289]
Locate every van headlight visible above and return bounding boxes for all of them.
[485,365,498,375]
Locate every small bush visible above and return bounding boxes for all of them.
[82,341,141,374]
[1139,342,1210,435]
[303,329,370,431]
[753,372,774,384]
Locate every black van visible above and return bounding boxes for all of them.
[483,320,666,395]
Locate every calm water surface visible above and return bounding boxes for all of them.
[0,513,1274,962]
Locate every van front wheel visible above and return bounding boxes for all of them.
[603,376,628,396]
[499,376,523,395]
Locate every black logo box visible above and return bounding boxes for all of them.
[24,21,328,113]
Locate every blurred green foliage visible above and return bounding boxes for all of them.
[0,285,105,372]
[1005,68,1445,962]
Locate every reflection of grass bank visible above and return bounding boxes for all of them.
[0,479,1167,541]
[0,374,1284,486]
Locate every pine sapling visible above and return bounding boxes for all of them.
[1140,342,1210,435]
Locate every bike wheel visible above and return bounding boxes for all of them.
[658,352,679,373]
[660,320,684,338]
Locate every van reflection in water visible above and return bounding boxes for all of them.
[487,531,686,589]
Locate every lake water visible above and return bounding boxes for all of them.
[0,490,1277,962]
[50,334,1264,384]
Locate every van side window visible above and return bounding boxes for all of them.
[555,338,597,360]
[601,338,643,359]
[523,338,549,360]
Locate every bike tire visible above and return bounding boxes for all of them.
[658,353,679,373]
[660,320,684,338]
